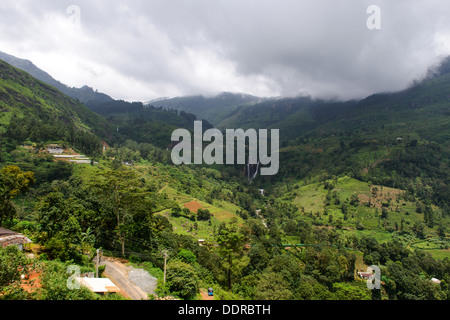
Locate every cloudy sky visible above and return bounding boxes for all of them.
[1,0,450,102]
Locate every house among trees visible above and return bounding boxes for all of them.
[357,271,373,280]
[100,140,109,152]
[431,278,441,284]
[46,144,63,154]
[0,227,32,251]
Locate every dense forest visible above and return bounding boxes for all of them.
[0,56,449,301]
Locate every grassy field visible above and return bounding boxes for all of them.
[409,239,450,259]
[153,173,243,240]
[289,175,436,230]
[281,174,450,259]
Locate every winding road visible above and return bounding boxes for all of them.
[102,257,157,300]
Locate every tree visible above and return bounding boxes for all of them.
[438,224,447,238]
[92,166,152,256]
[40,260,98,300]
[385,260,440,300]
[43,231,82,263]
[197,208,211,221]
[381,207,389,219]
[245,244,272,273]
[35,191,69,239]
[254,271,293,300]
[178,249,196,264]
[171,203,182,217]
[332,283,371,300]
[0,245,31,296]
[350,193,359,206]
[152,215,173,233]
[216,220,249,290]
[166,260,199,299]
[0,165,35,226]
[297,276,332,300]
[267,253,302,293]
[412,221,426,239]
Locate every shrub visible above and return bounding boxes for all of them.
[178,249,196,264]
[166,260,199,299]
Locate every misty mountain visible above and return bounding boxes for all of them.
[215,55,450,145]
[146,92,270,125]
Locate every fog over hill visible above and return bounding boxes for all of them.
[1,1,450,102]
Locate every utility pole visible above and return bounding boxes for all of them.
[96,248,99,278]
[162,249,169,285]
[95,249,103,278]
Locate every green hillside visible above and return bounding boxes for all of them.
[0,53,208,150]
[0,59,112,156]
[0,51,114,106]
[86,98,209,148]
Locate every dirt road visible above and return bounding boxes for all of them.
[102,257,157,300]
[200,289,214,300]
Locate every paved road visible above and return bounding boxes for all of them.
[102,257,157,300]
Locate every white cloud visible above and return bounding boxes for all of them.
[1,0,450,102]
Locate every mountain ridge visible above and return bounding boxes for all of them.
[0,58,113,156]
[0,51,113,106]
[145,91,271,125]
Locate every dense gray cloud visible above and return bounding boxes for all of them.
[1,0,450,101]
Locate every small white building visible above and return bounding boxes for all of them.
[76,277,121,294]
[47,144,64,154]
[431,278,441,284]
[358,272,373,280]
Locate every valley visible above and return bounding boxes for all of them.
[0,53,449,301]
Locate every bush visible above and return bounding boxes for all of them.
[356,221,365,230]
[129,254,142,263]
[44,234,82,263]
[166,260,199,299]
[197,209,211,221]
[97,265,106,277]
[178,249,196,264]
[14,220,38,233]
[40,260,98,300]
[39,253,49,261]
